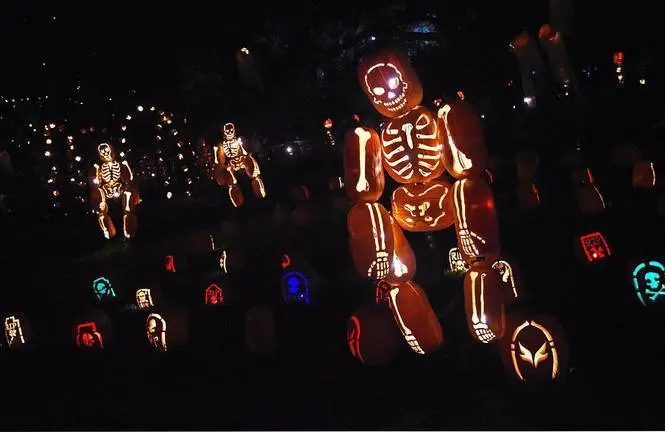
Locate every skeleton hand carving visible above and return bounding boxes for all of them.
[367,251,390,278]
[459,229,486,259]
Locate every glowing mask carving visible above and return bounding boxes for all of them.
[76,322,104,349]
[510,320,560,381]
[579,232,611,263]
[281,271,310,305]
[136,288,154,310]
[632,260,665,306]
[204,283,224,305]
[365,63,408,114]
[223,122,236,140]
[92,276,116,301]
[4,316,25,347]
[146,313,167,352]
[449,247,469,273]
[97,142,114,162]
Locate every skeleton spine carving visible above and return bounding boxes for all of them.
[213,122,266,207]
[89,142,140,240]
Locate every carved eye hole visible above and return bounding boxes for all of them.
[388,77,399,90]
[373,87,385,96]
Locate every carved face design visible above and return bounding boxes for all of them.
[510,320,560,381]
[449,247,469,272]
[76,322,103,349]
[92,277,116,301]
[146,314,167,352]
[365,63,408,115]
[347,316,363,361]
[97,143,114,162]
[4,316,25,347]
[391,179,453,232]
[223,122,236,140]
[632,260,665,306]
[281,271,310,304]
[204,284,224,305]
[579,232,611,263]
[136,288,154,310]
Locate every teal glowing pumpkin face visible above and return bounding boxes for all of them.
[632,260,665,306]
[92,276,116,301]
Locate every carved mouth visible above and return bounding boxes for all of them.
[384,92,407,113]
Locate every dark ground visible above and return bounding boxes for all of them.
[1,149,664,430]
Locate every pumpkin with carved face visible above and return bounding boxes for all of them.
[463,263,506,343]
[500,313,568,382]
[348,203,395,280]
[391,178,454,232]
[387,281,443,354]
[347,303,402,366]
[74,309,113,351]
[380,105,445,183]
[357,47,423,118]
[449,178,501,264]
[145,308,189,353]
[436,102,487,180]
[383,217,416,285]
[343,126,384,203]
[3,312,32,351]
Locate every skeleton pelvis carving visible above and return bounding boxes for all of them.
[463,263,506,343]
[347,203,395,280]
[391,179,454,232]
[380,106,444,184]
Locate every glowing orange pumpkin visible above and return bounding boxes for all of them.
[347,303,402,366]
[383,217,416,285]
[391,178,454,232]
[449,178,501,264]
[463,262,506,343]
[347,203,395,280]
[357,47,423,118]
[344,126,384,203]
[437,101,487,180]
[379,105,445,183]
[387,281,443,354]
[538,24,559,42]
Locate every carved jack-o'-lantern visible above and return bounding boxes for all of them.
[280,260,320,306]
[3,313,32,351]
[501,314,568,382]
[449,178,501,264]
[348,203,395,279]
[74,309,112,351]
[357,47,423,118]
[380,105,444,184]
[437,102,488,180]
[632,161,656,189]
[246,304,276,357]
[347,304,402,366]
[391,178,454,232]
[387,281,443,354]
[632,260,665,307]
[375,279,392,304]
[449,247,469,273]
[344,126,384,203]
[577,231,612,264]
[146,309,188,353]
[204,283,225,305]
[136,285,163,310]
[516,182,541,211]
[463,263,506,343]
[383,217,416,285]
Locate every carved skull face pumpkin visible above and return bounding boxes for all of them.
[391,179,454,232]
[357,48,423,118]
[223,122,236,140]
[510,320,561,381]
[97,143,115,162]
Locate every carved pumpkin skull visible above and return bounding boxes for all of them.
[223,122,236,140]
[97,142,115,162]
[365,63,409,115]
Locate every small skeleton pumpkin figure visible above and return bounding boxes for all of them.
[89,142,140,239]
[213,122,266,207]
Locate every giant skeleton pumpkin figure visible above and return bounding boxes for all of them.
[90,142,140,239]
[345,47,505,352]
[213,122,266,207]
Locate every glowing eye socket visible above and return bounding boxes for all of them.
[372,87,385,96]
[388,77,399,89]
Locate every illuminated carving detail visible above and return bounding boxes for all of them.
[347,316,364,362]
[204,283,224,305]
[449,247,469,273]
[4,316,25,347]
[364,203,389,278]
[468,271,496,343]
[146,313,167,352]
[213,122,266,207]
[452,179,486,260]
[510,320,560,381]
[165,255,176,273]
[281,254,291,270]
[219,250,228,273]
[389,287,425,354]
[632,260,665,306]
[92,276,116,301]
[281,271,310,305]
[364,63,409,114]
[76,322,104,349]
[90,142,139,239]
[438,104,472,174]
[354,127,371,192]
[579,232,611,263]
[492,260,518,298]
[136,288,154,310]
[375,279,391,304]
[391,180,453,231]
